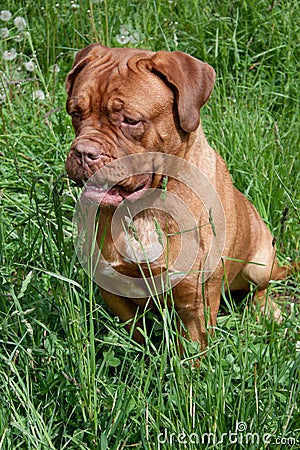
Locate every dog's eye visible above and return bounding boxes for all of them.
[123,117,140,126]
[71,111,81,126]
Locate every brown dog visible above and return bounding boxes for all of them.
[65,44,293,348]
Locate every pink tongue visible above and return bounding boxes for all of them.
[82,174,152,205]
[81,186,122,206]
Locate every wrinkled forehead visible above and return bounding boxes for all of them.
[69,53,173,112]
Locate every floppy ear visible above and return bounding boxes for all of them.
[65,43,107,96]
[149,51,216,132]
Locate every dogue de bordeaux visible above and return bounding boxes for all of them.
[65,44,295,349]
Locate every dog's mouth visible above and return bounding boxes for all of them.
[81,174,153,206]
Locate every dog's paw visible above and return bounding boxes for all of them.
[259,299,283,324]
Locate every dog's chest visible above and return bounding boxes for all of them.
[113,212,168,266]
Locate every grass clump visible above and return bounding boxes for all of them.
[0,1,299,449]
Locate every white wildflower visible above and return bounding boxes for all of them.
[0,93,6,104]
[116,34,130,45]
[14,33,24,42]
[25,60,35,72]
[32,89,45,100]
[118,25,140,45]
[3,48,17,61]
[0,27,9,39]
[14,16,27,30]
[50,63,60,73]
[0,10,12,21]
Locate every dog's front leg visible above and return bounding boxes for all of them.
[174,282,221,350]
[175,304,208,349]
[100,290,145,344]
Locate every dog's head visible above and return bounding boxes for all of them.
[65,44,215,205]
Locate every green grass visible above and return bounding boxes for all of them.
[0,0,299,448]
